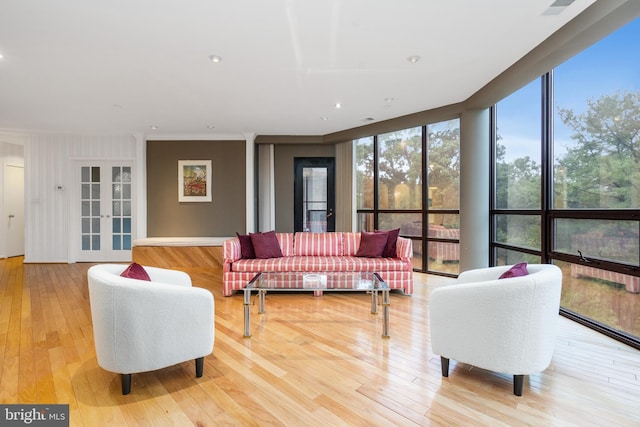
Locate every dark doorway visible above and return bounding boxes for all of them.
[294,157,335,232]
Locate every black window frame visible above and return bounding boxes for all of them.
[490,72,640,350]
[356,123,461,277]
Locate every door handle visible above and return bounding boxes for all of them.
[326,209,333,218]
[8,214,15,218]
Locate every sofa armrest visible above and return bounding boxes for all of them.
[396,237,413,260]
[223,237,242,271]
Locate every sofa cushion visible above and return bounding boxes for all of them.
[236,232,255,259]
[355,231,387,257]
[250,231,283,259]
[295,232,343,256]
[120,262,151,281]
[499,262,529,279]
[376,228,400,258]
[231,256,409,273]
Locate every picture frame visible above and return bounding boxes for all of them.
[178,160,212,202]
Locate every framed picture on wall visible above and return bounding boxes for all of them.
[178,160,212,202]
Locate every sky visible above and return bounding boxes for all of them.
[497,16,640,162]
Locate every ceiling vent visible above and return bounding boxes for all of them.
[543,0,575,15]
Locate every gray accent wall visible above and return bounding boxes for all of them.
[146,140,246,236]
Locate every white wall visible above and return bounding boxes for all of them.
[24,133,141,262]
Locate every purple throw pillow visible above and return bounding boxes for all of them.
[355,231,388,258]
[376,228,400,258]
[120,262,151,281]
[236,232,255,259]
[250,230,283,259]
[499,262,529,279]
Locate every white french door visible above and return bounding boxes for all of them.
[77,162,134,262]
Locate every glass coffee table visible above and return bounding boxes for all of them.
[243,272,390,338]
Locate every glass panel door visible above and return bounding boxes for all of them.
[81,166,102,253]
[294,158,335,232]
[111,166,133,253]
[78,162,134,262]
[303,167,328,232]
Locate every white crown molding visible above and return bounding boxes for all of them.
[145,133,247,141]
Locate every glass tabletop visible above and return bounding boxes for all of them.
[245,272,388,291]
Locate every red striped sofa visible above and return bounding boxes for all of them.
[222,232,413,296]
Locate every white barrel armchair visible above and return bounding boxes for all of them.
[87,264,215,395]
[429,264,562,396]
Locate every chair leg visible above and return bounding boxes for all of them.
[513,374,524,396]
[195,357,204,378]
[121,373,132,395]
[440,356,450,377]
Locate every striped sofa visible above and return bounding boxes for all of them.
[222,232,413,296]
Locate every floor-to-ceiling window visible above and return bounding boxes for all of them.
[355,119,460,275]
[492,17,640,348]
[492,78,544,266]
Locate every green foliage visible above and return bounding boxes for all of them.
[496,89,640,254]
[378,128,422,209]
[556,90,640,208]
[495,143,541,210]
[428,123,460,209]
[355,121,461,211]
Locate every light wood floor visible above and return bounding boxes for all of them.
[1,257,640,426]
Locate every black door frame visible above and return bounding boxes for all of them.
[293,157,336,232]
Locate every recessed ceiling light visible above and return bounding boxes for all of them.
[363,117,375,122]
[207,125,215,129]
[320,117,328,121]
[384,97,394,103]
[149,125,158,130]
[208,55,222,63]
[407,55,421,63]
[334,102,342,109]
[0,53,4,59]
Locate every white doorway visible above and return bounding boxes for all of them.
[4,164,25,257]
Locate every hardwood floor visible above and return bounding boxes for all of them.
[1,257,639,426]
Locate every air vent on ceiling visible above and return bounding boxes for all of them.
[542,0,575,15]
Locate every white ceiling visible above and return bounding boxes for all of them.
[0,0,596,138]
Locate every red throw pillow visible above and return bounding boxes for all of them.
[120,262,151,281]
[375,228,400,258]
[355,231,388,258]
[250,230,283,259]
[236,232,255,259]
[499,262,529,279]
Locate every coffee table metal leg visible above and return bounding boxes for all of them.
[371,290,378,314]
[258,290,266,314]
[243,289,251,338]
[382,289,390,338]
